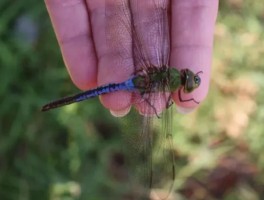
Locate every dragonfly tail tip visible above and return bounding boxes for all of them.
[41,105,50,112]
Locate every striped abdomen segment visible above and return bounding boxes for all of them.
[41,78,135,111]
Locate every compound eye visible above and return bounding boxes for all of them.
[194,76,201,86]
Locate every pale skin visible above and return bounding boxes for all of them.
[44,0,219,116]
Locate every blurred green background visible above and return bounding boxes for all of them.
[1,0,264,199]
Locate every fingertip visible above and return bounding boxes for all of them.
[99,91,132,113]
[60,36,98,91]
[170,0,217,109]
[110,106,131,117]
[172,71,209,109]
[68,64,97,91]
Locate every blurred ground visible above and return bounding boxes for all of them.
[0,0,264,200]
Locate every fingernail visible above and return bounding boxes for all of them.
[176,106,196,114]
[110,106,131,117]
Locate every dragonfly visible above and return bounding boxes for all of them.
[41,67,201,112]
[42,0,202,199]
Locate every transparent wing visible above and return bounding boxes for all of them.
[129,0,170,69]
[119,98,175,199]
[105,0,134,69]
[130,2,175,198]
[119,108,153,199]
[150,86,175,200]
[141,89,175,200]
[105,0,174,199]
[105,0,170,72]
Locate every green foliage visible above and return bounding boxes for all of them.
[1,0,264,200]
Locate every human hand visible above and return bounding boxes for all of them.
[45,0,218,116]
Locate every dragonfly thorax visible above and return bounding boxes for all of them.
[132,66,182,93]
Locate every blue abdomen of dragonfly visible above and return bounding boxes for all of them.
[75,78,136,102]
[41,78,136,111]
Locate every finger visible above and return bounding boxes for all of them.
[45,0,97,90]
[86,0,133,113]
[170,0,219,110]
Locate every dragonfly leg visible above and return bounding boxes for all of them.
[144,98,161,118]
[166,94,174,109]
[135,68,148,76]
[178,88,200,104]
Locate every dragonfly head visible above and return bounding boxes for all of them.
[181,69,202,93]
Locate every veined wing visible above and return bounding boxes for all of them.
[139,90,176,200]
[120,90,175,200]
[105,0,175,199]
[150,84,175,200]
[129,0,170,70]
[106,0,171,114]
[105,0,170,72]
